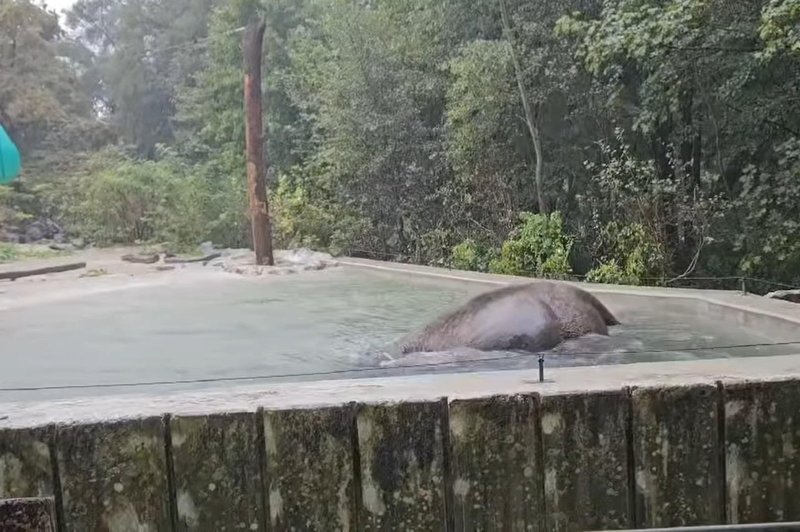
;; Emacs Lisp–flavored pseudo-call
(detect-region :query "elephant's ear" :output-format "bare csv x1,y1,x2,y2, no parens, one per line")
587,293,620,326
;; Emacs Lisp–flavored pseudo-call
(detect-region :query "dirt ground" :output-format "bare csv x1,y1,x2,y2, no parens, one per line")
0,244,339,312
0,246,230,311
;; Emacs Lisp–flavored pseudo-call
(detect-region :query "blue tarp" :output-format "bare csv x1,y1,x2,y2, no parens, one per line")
0,124,21,184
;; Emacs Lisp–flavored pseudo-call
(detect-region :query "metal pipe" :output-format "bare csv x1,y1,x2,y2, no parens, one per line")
538,354,544,382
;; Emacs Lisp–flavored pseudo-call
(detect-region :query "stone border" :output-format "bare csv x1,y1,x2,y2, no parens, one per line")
339,258,800,330
4,258,800,429
3,382,800,529
3,259,800,529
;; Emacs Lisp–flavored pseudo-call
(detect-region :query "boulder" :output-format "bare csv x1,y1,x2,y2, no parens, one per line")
765,289,800,304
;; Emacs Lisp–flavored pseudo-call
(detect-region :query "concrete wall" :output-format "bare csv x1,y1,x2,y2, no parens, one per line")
2,379,800,531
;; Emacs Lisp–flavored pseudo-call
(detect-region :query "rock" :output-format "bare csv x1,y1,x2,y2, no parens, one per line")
210,248,338,277
80,268,108,278
70,238,86,249
199,241,217,256
19,218,64,243
121,253,160,264
23,223,44,242
2,231,22,243
766,289,800,304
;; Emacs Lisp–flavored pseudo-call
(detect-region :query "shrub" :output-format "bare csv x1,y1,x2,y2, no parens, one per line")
49,148,224,249
586,259,632,285
272,177,336,250
588,221,664,285
488,212,573,277
450,239,481,271
271,173,375,257
734,139,800,285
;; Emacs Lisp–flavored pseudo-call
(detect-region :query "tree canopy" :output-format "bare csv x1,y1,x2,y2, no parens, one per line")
1,0,798,289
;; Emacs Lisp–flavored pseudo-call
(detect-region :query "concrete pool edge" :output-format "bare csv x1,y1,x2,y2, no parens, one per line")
3,352,800,429
3,368,800,528
339,257,800,329
2,257,800,428
4,260,800,528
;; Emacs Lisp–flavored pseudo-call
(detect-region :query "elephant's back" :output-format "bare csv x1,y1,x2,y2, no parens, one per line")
398,287,560,354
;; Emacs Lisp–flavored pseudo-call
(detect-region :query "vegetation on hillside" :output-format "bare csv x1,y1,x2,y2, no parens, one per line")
1,0,798,288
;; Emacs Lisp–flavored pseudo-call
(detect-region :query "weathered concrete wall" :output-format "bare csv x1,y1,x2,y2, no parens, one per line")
632,384,723,528
0,427,54,500
262,406,356,531
2,379,800,531
541,390,631,531
725,379,800,524
356,400,448,531
55,417,172,531
449,395,543,531
170,413,264,531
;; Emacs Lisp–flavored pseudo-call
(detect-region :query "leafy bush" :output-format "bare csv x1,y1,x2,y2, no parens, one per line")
272,177,336,250
489,212,573,277
0,183,40,230
450,239,481,271
734,139,800,284
47,148,228,249
577,129,719,279
585,259,630,285
412,229,455,266
271,171,374,257
588,221,664,285
196,154,251,249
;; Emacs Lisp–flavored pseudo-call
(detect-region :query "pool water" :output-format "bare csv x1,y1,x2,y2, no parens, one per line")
0,267,796,401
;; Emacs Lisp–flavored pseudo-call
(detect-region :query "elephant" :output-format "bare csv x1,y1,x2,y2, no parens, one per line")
396,281,619,354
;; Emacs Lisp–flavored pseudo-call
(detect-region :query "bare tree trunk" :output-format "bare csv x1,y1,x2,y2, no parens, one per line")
499,0,547,214
243,20,274,265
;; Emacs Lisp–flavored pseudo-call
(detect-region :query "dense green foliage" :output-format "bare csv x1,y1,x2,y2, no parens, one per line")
1,0,799,288
488,212,573,277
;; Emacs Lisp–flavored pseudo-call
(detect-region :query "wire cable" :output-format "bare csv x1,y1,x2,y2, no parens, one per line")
2,339,799,393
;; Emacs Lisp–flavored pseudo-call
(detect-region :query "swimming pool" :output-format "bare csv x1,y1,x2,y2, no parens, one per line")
1,265,797,402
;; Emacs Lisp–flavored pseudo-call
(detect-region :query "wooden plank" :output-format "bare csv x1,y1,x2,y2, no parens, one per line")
449,394,543,532
0,263,86,281
170,413,264,531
